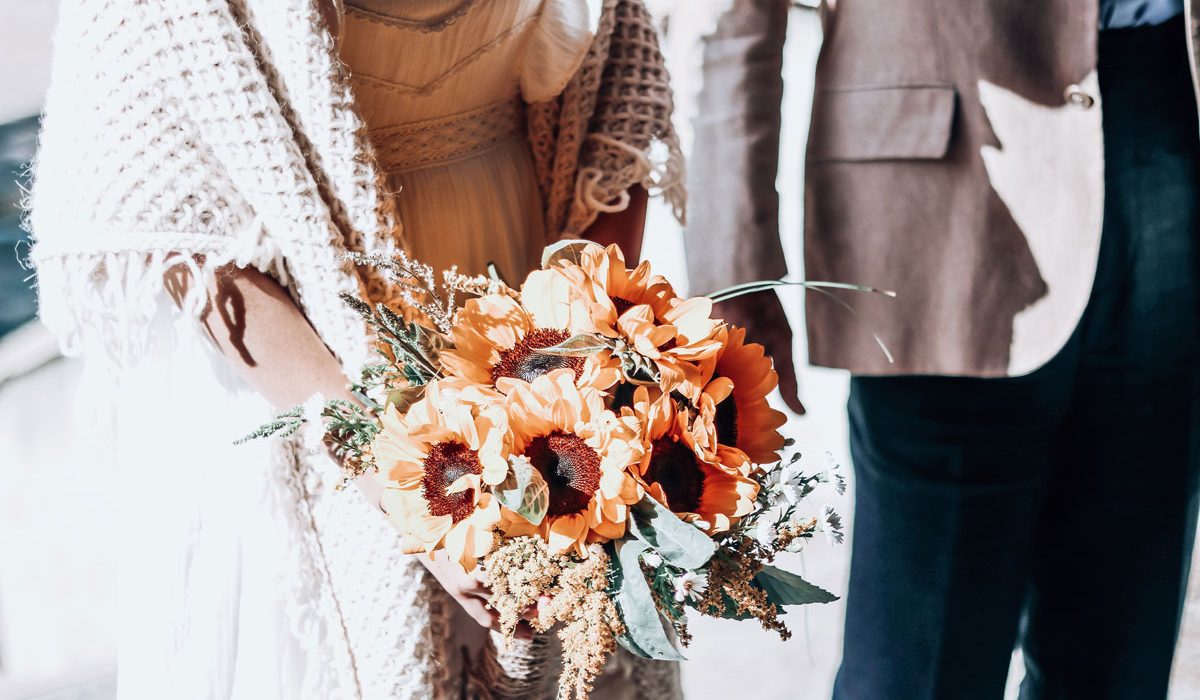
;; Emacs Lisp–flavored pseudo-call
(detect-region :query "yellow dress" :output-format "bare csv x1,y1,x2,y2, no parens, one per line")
340,0,597,280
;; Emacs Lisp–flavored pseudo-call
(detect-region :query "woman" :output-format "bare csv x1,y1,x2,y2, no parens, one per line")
28,0,684,697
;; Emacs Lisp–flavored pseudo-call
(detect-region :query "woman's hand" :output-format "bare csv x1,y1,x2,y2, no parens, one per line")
421,552,500,630
419,553,539,637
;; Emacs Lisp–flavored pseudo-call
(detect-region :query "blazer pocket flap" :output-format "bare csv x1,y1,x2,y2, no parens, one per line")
808,85,956,162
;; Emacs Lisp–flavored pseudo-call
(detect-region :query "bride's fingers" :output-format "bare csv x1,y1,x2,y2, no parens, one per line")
519,595,552,621
459,595,499,630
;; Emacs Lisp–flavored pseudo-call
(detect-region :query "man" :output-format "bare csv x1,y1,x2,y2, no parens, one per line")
687,0,1200,697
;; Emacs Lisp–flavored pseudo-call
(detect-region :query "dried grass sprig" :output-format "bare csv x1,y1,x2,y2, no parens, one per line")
346,250,461,334
695,536,791,641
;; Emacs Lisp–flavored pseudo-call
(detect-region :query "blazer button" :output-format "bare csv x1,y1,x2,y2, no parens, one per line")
1064,84,1096,109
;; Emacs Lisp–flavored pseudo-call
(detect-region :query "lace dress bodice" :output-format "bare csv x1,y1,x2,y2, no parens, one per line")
340,0,596,279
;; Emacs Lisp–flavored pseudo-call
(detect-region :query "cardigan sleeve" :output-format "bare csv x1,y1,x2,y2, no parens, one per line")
28,1,374,375
527,0,686,240
28,4,280,363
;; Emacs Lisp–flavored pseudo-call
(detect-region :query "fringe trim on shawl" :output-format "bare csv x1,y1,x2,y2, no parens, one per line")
28,223,291,368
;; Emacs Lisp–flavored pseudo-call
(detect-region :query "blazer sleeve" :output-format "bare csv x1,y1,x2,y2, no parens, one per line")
682,0,790,294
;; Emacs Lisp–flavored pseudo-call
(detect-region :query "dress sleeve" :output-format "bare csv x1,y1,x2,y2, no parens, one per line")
519,0,602,103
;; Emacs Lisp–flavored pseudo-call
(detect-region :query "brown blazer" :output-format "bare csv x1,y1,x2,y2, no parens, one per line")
687,1,1200,377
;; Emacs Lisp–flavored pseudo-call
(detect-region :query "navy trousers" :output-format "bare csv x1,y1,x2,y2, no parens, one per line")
834,17,1200,700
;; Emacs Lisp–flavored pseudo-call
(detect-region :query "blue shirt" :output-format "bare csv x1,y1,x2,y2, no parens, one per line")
1100,0,1184,29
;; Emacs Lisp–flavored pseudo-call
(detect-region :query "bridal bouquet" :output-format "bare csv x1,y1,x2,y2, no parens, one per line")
244,242,845,699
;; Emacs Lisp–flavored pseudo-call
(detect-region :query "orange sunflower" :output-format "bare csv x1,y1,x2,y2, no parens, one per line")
439,292,620,394
698,326,787,467
372,380,510,571
628,388,759,535
502,369,645,556
543,244,725,400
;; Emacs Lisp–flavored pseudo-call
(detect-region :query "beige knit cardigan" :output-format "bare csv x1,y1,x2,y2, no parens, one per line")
26,1,684,697
28,0,684,377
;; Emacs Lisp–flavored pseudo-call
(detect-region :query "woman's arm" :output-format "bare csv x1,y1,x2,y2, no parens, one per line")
164,261,500,629
581,185,648,261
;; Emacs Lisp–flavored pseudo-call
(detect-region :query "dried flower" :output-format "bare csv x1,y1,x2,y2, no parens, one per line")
484,536,562,640
694,537,791,641
485,538,623,700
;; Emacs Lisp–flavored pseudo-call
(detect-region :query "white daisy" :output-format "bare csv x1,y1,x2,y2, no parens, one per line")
821,504,845,545
673,571,709,603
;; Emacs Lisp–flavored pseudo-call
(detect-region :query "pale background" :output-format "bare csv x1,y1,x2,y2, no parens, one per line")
0,2,1196,699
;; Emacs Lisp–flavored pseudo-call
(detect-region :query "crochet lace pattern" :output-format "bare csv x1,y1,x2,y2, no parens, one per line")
27,0,684,696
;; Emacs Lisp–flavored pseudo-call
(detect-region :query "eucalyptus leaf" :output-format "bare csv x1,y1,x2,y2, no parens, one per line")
754,565,839,606
386,385,425,413
629,497,717,570
540,239,604,269
534,333,613,358
611,539,687,661
494,458,549,526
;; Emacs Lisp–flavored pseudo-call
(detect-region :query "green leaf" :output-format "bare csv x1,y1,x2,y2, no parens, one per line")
705,280,897,365
534,333,613,358
386,386,425,413
704,279,896,304
611,539,687,661
494,458,549,526
629,497,717,570
754,565,839,606
540,239,604,269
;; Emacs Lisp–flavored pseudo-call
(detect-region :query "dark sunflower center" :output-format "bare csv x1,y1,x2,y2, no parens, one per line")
525,431,602,517
611,296,637,316
713,378,739,446
609,382,638,412
421,441,483,523
491,328,584,384
646,438,707,513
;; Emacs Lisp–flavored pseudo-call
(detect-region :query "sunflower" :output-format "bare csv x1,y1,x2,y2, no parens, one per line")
698,326,787,467
503,369,644,556
542,244,725,400
628,388,759,535
372,380,510,571
439,292,620,394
